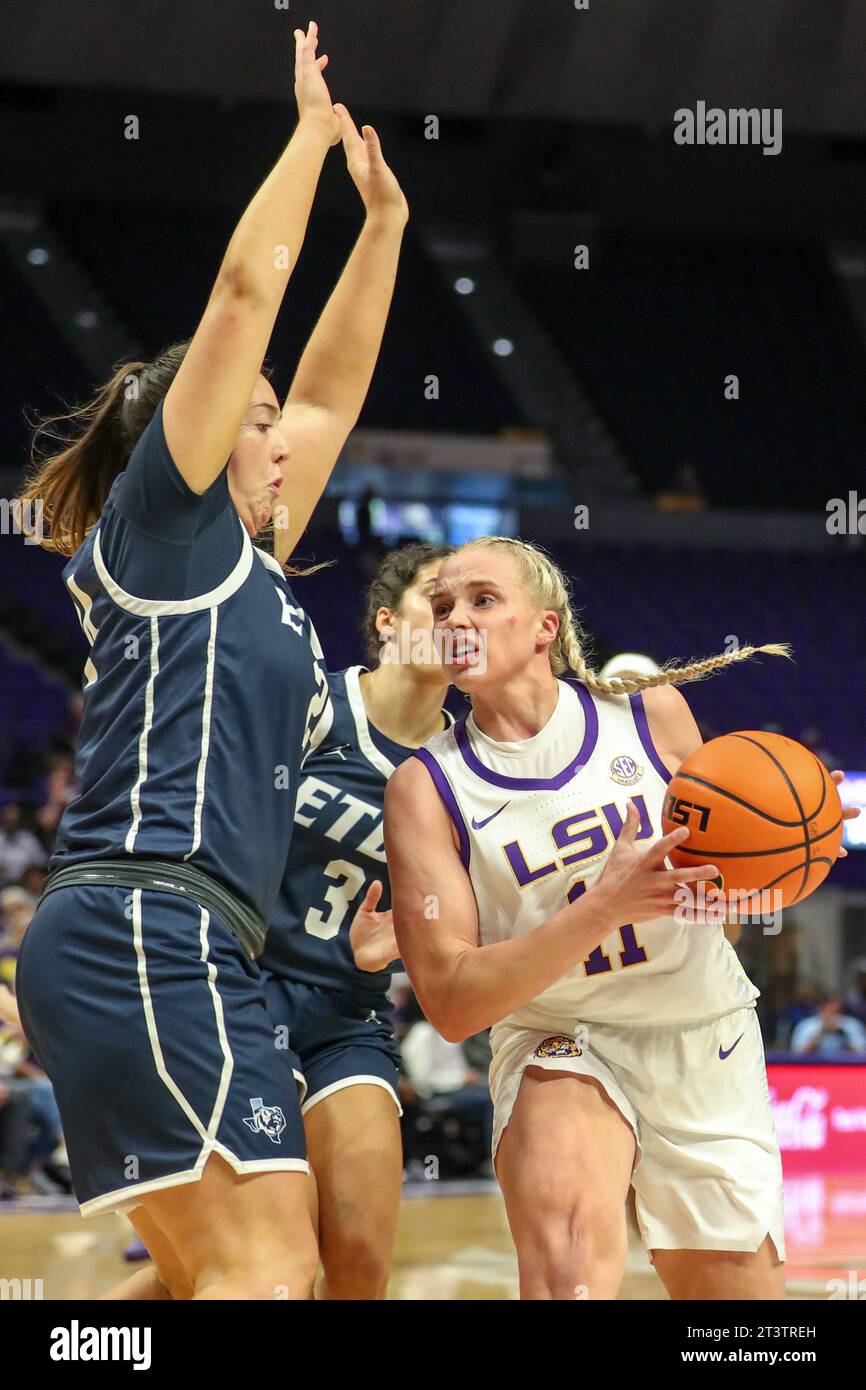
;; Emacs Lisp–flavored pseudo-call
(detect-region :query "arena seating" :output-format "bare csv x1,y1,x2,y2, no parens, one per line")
513,232,866,510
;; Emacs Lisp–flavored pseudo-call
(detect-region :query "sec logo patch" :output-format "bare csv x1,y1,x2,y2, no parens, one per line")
610,755,643,786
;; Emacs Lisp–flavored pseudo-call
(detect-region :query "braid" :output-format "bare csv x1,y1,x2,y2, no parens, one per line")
460,536,792,691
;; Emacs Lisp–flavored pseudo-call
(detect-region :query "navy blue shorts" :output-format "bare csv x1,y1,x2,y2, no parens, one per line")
259,974,402,1117
16,885,307,1217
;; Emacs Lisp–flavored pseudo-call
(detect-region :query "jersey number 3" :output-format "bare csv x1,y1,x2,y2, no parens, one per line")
305,859,366,940
566,879,648,976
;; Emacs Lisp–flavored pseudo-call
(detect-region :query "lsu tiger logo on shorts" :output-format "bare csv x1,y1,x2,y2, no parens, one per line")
533,1035,583,1059
242,1097,286,1144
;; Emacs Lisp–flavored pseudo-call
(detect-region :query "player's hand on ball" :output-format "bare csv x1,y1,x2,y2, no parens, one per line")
349,880,400,973
294,20,341,145
590,799,720,928
335,105,409,226
831,770,858,858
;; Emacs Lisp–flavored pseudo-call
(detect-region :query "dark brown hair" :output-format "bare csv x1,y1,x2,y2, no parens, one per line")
20,340,192,555
17,344,320,573
362,542,453,663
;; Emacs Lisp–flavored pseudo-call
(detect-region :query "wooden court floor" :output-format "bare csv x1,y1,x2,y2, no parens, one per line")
1,1173,864,1300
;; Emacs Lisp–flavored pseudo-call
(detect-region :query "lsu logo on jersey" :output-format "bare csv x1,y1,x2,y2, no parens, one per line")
242,1097,286,1145
610,755,643,786
533,1035,583,1059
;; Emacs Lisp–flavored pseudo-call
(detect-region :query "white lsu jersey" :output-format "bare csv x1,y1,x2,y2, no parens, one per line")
416,678,759,1029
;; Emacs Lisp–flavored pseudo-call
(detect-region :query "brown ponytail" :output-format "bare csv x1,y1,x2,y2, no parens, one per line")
19,341,191,555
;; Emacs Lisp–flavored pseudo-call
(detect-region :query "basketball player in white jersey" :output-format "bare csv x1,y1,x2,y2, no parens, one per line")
385,536,852,1300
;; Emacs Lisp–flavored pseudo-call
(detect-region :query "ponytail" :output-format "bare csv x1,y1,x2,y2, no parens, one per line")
461,536,792,693
20,342,190,555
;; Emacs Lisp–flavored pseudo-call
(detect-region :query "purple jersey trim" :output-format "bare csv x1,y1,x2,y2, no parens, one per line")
453,680,599,791
413,748,471,869
628,692,672,784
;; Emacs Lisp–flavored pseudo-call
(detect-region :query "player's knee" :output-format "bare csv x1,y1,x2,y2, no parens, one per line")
323,1228,391,1298
523,1200,625,1294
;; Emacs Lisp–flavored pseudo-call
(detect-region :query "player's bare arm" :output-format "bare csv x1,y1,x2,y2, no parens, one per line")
275,105,408,562
163,21,339,496
385,757,718,1042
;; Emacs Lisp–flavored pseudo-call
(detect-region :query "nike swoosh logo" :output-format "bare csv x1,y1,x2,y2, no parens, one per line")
718,1034,744,1060
471,802,510,831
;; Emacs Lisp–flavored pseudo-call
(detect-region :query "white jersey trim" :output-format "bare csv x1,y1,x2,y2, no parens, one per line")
184,607,218,862
345,665,396,779
253,544,285,578
345,665,454,780
125,617,160,853
66,567,99,688
92,518,253,616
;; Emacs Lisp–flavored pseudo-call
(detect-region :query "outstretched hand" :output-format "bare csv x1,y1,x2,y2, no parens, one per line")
334,105,409,226
349,880,400,973
294,20,341,146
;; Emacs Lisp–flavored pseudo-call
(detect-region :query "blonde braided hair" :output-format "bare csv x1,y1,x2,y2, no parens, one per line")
460,536,792,693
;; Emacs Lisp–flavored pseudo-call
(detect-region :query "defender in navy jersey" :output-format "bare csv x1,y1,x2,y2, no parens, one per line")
15,22,410,1302
260,544,451,1299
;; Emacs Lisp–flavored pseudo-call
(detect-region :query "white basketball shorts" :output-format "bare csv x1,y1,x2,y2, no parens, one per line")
488,1002,785,1260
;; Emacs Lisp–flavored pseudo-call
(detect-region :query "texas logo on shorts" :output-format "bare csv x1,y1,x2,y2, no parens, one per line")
242,1097,287,1144
533,1035,583,1059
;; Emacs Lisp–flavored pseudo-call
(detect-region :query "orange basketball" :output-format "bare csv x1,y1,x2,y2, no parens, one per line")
661,731,843,909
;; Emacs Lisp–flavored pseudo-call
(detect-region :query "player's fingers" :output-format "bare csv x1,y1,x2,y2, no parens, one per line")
334,104,365,158
830,770,845,784
664,863,720,885
317,55,329,72
362,124,384,165
615,800,641,846
648,823,691,864
363,879,384,911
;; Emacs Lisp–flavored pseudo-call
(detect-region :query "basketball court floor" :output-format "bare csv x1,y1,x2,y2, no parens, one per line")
2,1171,863,1300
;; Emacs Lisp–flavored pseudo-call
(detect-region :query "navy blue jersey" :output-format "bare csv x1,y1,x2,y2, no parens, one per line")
51,397,333,924
260,666,450,998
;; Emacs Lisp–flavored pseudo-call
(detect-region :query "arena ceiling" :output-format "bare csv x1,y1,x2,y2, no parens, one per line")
1,0,866,136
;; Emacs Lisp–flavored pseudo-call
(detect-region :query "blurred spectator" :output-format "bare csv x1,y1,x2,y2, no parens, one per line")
776,979,821,1049
790,992,866,1056
0,926,69,1195
401,1017,494,1164
843,961,866,1030
653,462,706,512
35,752,79,842
0,804,45,887
18,864,46,899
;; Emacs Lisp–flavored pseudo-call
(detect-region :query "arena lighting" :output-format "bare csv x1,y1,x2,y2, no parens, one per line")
493,338,514,356
26,247,49,265
454,276,475,295
74,310,99,329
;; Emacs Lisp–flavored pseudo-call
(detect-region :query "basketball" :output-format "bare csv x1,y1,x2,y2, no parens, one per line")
662,731,844,908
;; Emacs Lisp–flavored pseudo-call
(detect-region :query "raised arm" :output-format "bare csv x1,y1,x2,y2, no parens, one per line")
163,21,339,495
273,110,408,563
384,757,718,1043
